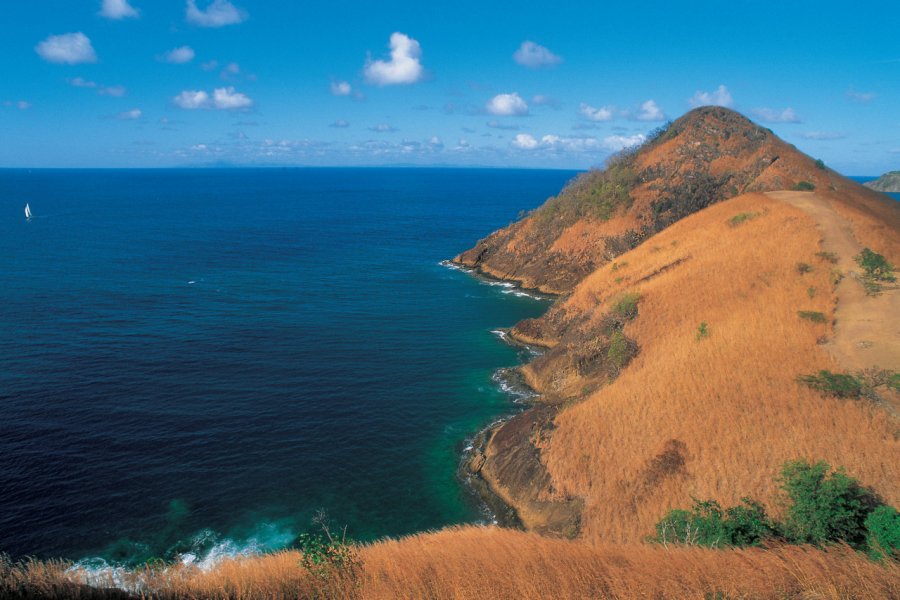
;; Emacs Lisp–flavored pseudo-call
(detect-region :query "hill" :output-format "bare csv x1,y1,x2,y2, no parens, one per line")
459,107,900,542
454,107,897,294
864,170,900,192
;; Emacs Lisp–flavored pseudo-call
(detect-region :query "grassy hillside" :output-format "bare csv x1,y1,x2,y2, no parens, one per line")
484,192,898,544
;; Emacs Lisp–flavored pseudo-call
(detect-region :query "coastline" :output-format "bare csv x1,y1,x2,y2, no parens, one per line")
446,261,582,538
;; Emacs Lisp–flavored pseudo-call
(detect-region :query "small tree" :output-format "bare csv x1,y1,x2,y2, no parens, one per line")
778,460,877,548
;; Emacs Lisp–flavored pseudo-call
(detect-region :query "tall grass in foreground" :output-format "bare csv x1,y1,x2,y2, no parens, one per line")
3,527,899,599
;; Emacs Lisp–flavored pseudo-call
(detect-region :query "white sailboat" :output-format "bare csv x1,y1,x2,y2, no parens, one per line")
24,203,32,220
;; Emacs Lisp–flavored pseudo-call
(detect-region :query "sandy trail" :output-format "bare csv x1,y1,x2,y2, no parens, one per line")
766,191,899,379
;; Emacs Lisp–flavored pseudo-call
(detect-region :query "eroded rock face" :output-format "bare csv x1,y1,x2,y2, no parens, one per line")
474,406,582,538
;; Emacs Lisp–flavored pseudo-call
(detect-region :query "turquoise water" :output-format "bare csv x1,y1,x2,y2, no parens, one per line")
0,168,575,565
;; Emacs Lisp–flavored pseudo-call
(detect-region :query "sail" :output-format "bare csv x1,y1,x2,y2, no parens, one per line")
24,203,32,219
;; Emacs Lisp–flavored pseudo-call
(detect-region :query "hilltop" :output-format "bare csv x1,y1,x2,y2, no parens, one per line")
454,107,897,294
458,106,900,541
865,170,900,192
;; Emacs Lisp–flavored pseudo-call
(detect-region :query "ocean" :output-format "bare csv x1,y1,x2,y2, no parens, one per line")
0,168,576,566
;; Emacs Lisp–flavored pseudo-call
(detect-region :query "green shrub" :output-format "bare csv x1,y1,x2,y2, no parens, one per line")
865,505,900,559
798,311,827,323
294,517,361,580
723,499,777,547
728,212,761,227
807,286,816,298
779,460,877,548
855,248,896,283
611,291,641,321
796,262,812,274
653,498,774,548
696,322,709,341
606,330,637,373
815,251,839,264
815,159,826,170
793,181,816,191
797,370,863,398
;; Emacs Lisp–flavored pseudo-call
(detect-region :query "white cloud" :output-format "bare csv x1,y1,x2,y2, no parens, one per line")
486,92,528,116
329,119,349,128
68,77,97,88
799,131,846,141
847,89,875,103
35,33,97,64
753,107,800,123
201,60,219,71
173,87,252,110
5,100,32,110
511,132,646,153
689,84,733,108
99,0,139,19
330,81,352,96
603,134,646,151
99,85,126,97
173,90,210,109
364,32,424,86
163,46,195,64
428,136,443,148
579,102,614,122
222,62,240,77
117,108,142,120
512,134,539,150
186,0,247,27
369,123,397,133
513,41,562,68
635,99,665,121
212,86,252,109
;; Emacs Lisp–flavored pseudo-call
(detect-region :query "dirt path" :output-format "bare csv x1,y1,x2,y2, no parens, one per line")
766,191,900,375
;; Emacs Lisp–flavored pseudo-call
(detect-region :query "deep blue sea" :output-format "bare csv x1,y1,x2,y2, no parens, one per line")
0,168,576,566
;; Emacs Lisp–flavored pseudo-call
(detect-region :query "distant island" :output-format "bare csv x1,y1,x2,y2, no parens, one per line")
864,170,900,192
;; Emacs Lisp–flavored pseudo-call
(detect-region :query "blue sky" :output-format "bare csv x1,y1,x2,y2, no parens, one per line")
1,0,898,172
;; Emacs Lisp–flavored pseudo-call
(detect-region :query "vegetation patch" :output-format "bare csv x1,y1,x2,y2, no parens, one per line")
798,368,898,400
815,159,827,170
696,322,709,341
797,310,827,323
815,251,839,264
793,181,816,191
798,370,863,398
796,262,812,274
611,291,641,321
535,156,639,226
727,211,762,227
653,460,898,556
855,248,896,295
294,513,361,582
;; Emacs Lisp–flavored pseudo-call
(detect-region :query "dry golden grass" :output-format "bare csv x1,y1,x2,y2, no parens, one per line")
4,526,899,599
524,192,900,543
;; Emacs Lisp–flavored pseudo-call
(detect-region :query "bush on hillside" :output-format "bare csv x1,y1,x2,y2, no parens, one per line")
653,498,775,548
793,181,816,191
797,370,863,398
611,291,641,321
778,460,879,548
855,248,896,290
